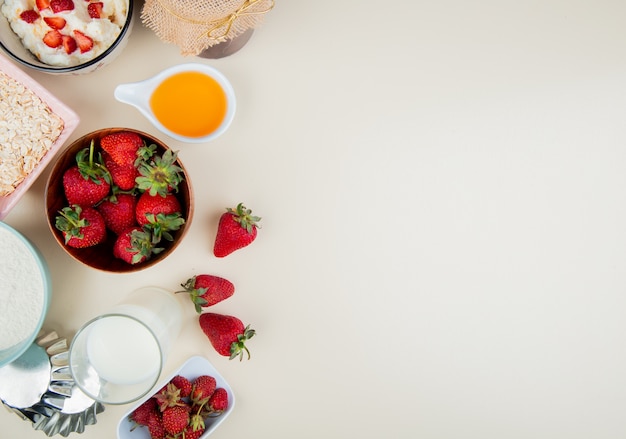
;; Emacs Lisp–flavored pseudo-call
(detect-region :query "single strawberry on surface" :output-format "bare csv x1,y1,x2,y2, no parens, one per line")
199,313,255,361
178,275,235,313
55,205,106,248
213,203,261,257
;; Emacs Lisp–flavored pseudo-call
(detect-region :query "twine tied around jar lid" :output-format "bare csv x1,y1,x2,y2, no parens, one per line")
141,0,275,56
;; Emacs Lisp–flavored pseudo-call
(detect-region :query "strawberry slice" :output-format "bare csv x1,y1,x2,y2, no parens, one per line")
62,35,77,54
35,0,50,10
50,0,74,13
42,30,63,48
87,2,103,18
73,30,93,53
19,10,39,23
44,16,66,29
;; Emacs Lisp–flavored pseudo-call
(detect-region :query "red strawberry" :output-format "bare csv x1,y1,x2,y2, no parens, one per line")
146,410,164,439
155,382,185,412
135,149,184,196
190,375,216,405
134,192,184,245
213,203,261,257
19,10,39,23
87,1,103,18
100,131,143,167
36,0,50,10
62,142,111,207
44,16,66,29
62,166,110,207
113,226,158,265
103,151,138,190
178,275,234,313
97,194,137,235
50,0,74,13
55,205,106,248
73,29,93,53
61,35,76,54
207,387,228,413
135,192,181,225
170,375,192,398
181,424,205,439
161,405,189,435
129,397,157,427
42,30,62,48
199,313,255,361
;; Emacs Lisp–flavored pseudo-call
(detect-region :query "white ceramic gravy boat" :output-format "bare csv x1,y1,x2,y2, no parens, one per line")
114,63,236,144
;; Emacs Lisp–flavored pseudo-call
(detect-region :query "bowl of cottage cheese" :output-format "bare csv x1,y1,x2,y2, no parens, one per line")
0,0,132,74
0,221,51,367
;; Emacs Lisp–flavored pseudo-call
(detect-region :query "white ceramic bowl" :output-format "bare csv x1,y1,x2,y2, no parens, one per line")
114,63,236,144
0,0,133,75
0,222,51,367
0,52,79,219
117,356,235,439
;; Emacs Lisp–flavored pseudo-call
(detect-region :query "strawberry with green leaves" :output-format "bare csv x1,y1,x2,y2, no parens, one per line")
62,141,110,207
113,226,162,265
55,205,106,248
190,375,216,406
136,149,184,196
199,313,255,361
213,203,261,257
178,275,235,313
97,193,137,235
182,423,205,439
135,192,182,227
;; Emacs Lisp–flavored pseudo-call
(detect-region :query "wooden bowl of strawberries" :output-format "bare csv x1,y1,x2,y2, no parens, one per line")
45,128,193,273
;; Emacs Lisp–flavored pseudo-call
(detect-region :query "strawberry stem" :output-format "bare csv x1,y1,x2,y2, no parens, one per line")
229,325,255,361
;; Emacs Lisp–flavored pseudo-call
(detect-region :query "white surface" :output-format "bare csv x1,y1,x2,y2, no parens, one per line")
2,0,626,438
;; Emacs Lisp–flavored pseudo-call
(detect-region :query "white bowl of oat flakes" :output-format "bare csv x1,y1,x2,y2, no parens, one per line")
0,221,51,367
0,52,79,219
0,0,132,74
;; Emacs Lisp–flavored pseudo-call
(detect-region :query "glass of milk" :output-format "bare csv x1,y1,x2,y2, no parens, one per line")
68,286,182,405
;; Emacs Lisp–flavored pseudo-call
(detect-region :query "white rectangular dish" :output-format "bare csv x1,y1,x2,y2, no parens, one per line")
117,355,235,439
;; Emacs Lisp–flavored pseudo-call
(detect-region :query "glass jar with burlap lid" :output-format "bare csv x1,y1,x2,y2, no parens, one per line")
141,0,275,56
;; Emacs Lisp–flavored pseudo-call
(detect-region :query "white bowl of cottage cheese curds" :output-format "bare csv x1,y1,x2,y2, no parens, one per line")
0,0,133,74
0,221,51,367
